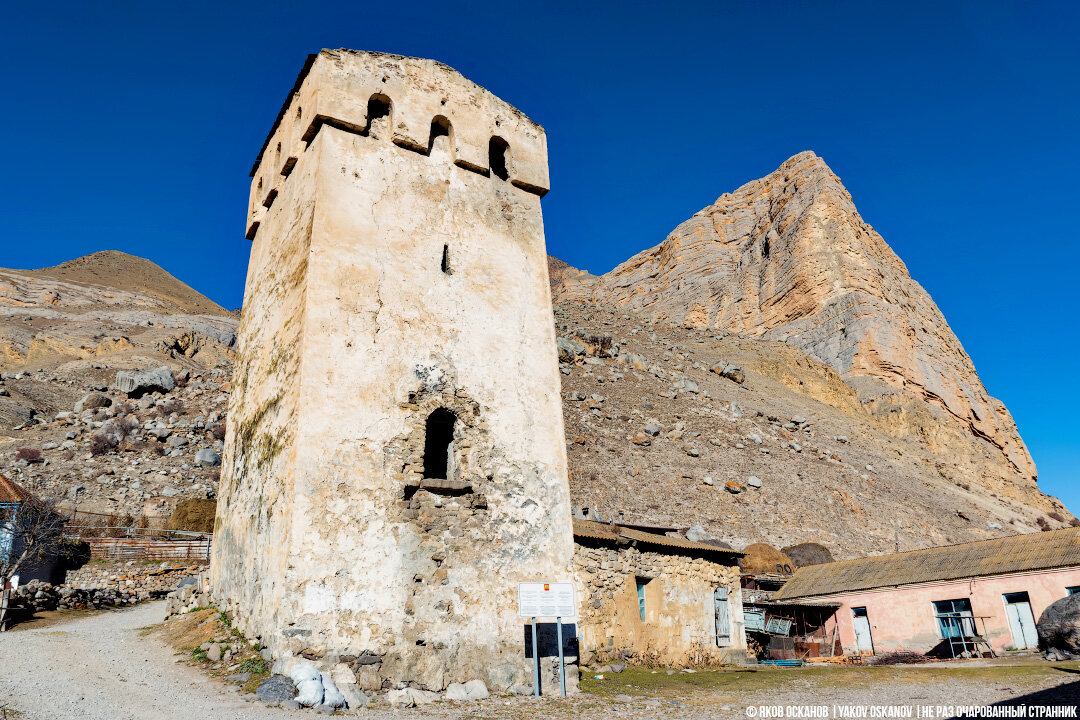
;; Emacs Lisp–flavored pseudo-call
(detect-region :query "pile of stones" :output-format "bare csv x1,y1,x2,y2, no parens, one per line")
10,579,147,613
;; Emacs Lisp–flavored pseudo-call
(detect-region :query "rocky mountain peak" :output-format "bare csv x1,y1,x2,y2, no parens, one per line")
552,151,1036,484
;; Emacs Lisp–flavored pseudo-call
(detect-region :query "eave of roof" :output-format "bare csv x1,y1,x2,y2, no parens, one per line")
572,519,743,558
774,527,1080,600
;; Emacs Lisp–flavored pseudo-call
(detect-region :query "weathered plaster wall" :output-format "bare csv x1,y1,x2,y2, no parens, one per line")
210,133,316,635
215,49,574,692
573,543,745,666
815,568,1080,655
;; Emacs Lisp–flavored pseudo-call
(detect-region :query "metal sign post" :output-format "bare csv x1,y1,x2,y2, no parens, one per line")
556,616,566,698
530,616,539,698
518,582,576,699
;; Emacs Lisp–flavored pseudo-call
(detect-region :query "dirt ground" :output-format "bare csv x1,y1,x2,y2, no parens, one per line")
0,602,1076,719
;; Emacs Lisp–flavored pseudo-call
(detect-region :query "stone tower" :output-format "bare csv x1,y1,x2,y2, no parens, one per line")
211,49,575,691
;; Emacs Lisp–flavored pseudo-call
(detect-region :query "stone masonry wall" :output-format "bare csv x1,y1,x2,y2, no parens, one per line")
574,543,745,666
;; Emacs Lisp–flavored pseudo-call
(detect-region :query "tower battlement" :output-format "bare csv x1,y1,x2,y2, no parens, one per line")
246,49,549,240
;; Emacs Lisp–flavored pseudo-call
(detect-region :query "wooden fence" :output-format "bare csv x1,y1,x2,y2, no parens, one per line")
79,534,212,561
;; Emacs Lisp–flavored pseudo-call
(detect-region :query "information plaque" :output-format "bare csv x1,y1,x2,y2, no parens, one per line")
517,582,576,618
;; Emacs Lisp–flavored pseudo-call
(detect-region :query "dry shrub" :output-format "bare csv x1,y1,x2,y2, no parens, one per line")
211,424,226,441
15,447,42,463
157,399,184,417
1037,517,1052,532
90,432,118,456
168,499,217,533
1049,511,1065,522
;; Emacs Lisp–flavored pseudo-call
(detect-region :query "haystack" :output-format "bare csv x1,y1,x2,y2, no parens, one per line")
739,543,794,574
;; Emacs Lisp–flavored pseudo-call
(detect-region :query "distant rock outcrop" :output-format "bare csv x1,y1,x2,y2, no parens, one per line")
551,151,1035,483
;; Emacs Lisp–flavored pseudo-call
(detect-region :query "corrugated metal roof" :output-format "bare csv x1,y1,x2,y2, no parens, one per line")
572,519,742,558
0,473,34,504
774,528,1080,600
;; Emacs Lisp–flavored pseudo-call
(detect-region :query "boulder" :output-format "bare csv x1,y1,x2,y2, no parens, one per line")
339,685,368,709
353,665,382,692
1038,594,1080,653
685,525,713,543
194,448,221,467
74,393,112,413
387,687,439,707
557,337,585,363
115,367,175,397
255,675,296,703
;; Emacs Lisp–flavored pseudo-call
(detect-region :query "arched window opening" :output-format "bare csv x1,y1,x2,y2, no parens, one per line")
296,105,302,120
366,94,393,140
422,408,456,480
428,115,452,156
489,136,510,181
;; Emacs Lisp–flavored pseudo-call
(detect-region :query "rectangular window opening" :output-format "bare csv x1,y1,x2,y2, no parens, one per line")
636,578,649,622
441,244,451,275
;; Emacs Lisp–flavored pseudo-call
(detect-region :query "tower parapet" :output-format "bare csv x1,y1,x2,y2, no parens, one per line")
247,49,549,240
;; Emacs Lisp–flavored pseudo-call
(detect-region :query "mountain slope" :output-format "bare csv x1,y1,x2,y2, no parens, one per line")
7,250,229,316
553,151,1034,483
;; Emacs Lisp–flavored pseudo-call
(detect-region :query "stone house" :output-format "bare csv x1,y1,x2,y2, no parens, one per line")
773,528,1080,657
211,49,574,693
572,519,747,666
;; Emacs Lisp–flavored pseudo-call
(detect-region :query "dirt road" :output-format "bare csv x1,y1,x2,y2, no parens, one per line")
1,602,1077,719
0,602,295,720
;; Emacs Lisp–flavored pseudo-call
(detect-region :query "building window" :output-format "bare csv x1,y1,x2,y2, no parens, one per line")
636,578,649,622
441,244,451,275
366,94,393,140
429,116,452,155
422,408,456,480
1067,586,1080,596
933,598,974,639
489,136,510,180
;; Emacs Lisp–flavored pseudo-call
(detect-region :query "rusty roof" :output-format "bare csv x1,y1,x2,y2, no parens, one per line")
0,473,35,504
572,519,742,558
774,527,1080,601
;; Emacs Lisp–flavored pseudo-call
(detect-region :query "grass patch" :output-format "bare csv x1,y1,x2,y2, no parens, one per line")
241,671,270,695
238,656,268,675
580,661,1080,699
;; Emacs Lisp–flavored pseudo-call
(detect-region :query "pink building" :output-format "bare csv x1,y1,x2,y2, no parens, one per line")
773,528,1080,657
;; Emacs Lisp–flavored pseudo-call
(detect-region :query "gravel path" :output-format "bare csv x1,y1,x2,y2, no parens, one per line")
1,602,1076,719
0,602,296,720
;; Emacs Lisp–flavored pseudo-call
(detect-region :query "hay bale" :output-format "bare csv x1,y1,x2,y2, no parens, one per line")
782,542,835,568
168,499,217,533
739,543,794,574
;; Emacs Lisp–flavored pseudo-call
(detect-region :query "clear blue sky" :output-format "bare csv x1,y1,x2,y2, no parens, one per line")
1,1,1076,510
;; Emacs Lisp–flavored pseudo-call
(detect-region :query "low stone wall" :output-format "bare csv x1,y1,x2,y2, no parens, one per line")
573,543,746,667
64,560,205,594
164,571,213,618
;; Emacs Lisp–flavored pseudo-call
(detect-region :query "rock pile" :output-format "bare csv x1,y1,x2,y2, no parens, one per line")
9,579,147,613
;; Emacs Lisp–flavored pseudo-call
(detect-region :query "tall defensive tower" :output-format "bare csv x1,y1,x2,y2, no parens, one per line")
211,49,574,691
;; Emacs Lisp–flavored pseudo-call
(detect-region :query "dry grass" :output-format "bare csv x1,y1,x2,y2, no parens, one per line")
167,499,216,533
